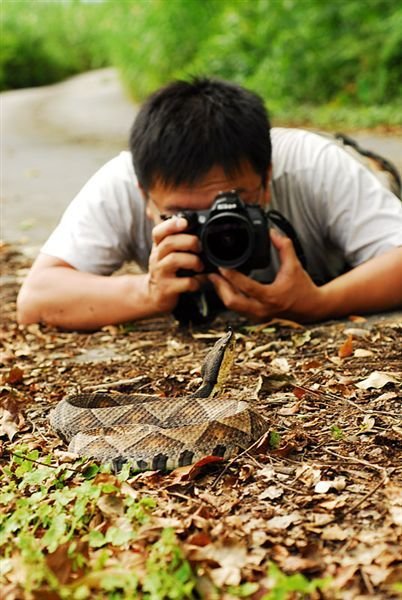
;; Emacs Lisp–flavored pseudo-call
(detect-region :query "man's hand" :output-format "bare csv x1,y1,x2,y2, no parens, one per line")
148,216,204,313
208,229,323,322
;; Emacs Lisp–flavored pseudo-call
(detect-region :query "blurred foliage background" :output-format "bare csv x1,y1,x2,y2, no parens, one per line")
1,0,401,127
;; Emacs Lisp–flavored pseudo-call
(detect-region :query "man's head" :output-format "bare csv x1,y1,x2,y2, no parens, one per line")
130,77,272,207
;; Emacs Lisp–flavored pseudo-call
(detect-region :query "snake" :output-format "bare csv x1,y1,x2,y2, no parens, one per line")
49,330,268,471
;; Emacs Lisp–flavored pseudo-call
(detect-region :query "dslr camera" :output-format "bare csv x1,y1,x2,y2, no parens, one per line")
178,191,270,273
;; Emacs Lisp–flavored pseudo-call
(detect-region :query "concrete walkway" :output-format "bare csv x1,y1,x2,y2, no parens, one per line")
1,68,401,248
1,69,136,247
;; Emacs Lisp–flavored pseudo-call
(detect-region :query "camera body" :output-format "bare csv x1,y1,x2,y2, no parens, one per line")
178,191,270,274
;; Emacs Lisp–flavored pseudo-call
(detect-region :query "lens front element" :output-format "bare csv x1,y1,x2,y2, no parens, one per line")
202,213,253,269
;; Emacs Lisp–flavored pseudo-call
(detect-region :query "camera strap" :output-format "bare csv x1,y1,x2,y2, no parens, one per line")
266,209,307,270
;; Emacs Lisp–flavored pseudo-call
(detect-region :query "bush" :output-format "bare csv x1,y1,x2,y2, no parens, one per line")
1,0,401,126
103,0,402,124
0,0,109,91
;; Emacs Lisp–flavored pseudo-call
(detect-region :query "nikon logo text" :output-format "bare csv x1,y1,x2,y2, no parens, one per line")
217,203,236,210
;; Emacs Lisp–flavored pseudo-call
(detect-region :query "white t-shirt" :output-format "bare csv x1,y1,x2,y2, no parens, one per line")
41,128,402,284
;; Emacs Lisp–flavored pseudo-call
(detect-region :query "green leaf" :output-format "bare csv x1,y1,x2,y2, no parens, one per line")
263,562,331,599
88,529,106,548
105,526,134,546
227,582,259,597
269,431,281,450
331,425,344,440
42,512,67,552
82,464,100,479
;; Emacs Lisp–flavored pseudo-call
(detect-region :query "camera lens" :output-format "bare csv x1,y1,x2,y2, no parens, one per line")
201,214,253,268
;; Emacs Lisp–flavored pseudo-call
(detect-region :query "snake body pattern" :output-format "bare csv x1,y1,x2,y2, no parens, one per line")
50,330,268,471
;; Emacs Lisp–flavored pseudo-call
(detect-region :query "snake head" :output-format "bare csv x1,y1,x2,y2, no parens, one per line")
198,328,236,397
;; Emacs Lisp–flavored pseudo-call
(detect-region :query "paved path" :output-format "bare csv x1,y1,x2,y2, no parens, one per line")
1,68,401,249
1,69,136,248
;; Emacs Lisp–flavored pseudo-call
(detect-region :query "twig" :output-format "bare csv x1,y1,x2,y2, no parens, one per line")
338,469,394,519
360,568,375,595
166,491,201,504
83,375,147,392
210,432,269,490
295,384,367,413
324,448,386,474
6,451,79,472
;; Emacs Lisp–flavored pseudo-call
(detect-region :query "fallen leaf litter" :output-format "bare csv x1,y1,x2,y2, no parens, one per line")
1,243,401,598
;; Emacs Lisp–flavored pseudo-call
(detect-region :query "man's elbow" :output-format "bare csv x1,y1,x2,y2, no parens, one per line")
16,284,43,325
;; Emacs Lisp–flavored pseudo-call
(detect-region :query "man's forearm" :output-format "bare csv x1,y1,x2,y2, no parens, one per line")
17,268,158,330
317,247,402,319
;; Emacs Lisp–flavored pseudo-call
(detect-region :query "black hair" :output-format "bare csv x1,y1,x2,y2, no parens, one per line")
129,77,271,192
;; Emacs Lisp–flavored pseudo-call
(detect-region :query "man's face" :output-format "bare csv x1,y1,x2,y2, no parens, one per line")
145,162,270,222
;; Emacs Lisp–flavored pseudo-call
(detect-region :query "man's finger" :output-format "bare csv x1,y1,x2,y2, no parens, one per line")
155,233,201,261
150,272,200,299
208,272,264,314
158,251,204,276
152,216,188,245
216,268,271,303
270,229,299,269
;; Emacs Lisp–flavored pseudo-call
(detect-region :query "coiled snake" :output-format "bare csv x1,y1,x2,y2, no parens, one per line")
50,330,267,471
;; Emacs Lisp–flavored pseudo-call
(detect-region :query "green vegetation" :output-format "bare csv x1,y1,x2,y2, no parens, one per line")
0,0,108,90
330,424,344,440
262,562,331,600
1,0,401,126
0,447,157,598
1,447,332,598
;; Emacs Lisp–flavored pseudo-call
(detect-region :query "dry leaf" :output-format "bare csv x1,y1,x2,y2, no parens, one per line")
187,532,211,547
2,366,24,385
354,348,374,357
257,372,295,393
374,391,397,402
321,525,350,541
97,495,125,518
359,415,376,432
343,327,369,338
281,555,320,572
266,513,302,529
0,407,25,440
258,485,284,501
384,484,402,526
314,477,346,494
339,335,354,358
292,386,307,400
270,357,290,373
264,318,304,329
292,331,312,348
209,565,241,587
356,371,399,390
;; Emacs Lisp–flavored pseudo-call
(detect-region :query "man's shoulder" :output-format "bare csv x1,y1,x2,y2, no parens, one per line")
271,127,333,154
96,151,136,182
271,128,335,178
70,150,141,212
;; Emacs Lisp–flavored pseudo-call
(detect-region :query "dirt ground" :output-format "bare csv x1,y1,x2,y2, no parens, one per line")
1,69,402,598
1,243,401,599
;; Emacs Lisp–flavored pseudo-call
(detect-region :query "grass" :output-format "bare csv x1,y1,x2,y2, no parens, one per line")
1,0,401,129
1,445,332,599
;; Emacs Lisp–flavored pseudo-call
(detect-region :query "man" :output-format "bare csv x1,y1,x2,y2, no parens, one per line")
17,78,402,330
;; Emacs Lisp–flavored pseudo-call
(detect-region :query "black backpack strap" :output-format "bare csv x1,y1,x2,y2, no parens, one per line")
267,209,308,270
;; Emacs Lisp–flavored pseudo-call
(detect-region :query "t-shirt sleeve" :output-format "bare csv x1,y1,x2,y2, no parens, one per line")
308,142,402,267
41,152,152,275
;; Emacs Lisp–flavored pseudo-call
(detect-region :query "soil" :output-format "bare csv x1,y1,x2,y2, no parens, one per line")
1,70,402,598
1,243,401,598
